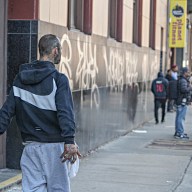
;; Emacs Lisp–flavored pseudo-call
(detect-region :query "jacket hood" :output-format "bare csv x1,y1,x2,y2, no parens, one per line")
18,61,56,84
181,67,189,75
157,72,164,78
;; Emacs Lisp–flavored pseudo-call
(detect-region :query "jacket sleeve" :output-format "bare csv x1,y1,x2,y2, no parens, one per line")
55,74,76,144
180,79,191,94
151,81,155,94
0,88,16,134
164,79,169,97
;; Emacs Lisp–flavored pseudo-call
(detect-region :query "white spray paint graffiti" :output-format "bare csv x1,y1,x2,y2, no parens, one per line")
103,47,124,91
125,51,138,86
141,54,149,111
109,48,124,91
76,37,100,108
57,33,160,109
141,54,158,82
142,54,148,81
103,47,140,91
150,55,159,80
57,34,73,89
140,53,159,111
103,46,108,86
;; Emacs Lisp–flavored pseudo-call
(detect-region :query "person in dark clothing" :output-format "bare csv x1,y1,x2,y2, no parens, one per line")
166,69,176,112
165,69,172,81
0,34,81,191
151,72,169,124
174,67,192,139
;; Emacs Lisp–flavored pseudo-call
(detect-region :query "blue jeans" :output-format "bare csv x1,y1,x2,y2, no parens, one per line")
175,105,187,135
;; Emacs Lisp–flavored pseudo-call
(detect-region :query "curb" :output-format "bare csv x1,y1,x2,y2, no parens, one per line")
0,174,22,191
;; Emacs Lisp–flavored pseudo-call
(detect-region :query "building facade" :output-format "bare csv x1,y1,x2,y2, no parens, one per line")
0,0,168,168
187,1,192,70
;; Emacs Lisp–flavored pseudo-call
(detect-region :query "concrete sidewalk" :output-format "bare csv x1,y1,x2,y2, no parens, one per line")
71,107,192,192
3,106,192,192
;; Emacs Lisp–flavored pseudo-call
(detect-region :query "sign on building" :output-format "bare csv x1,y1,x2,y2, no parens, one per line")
169,0,187,48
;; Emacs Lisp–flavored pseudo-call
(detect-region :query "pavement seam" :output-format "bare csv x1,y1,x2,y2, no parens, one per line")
172,156,192,192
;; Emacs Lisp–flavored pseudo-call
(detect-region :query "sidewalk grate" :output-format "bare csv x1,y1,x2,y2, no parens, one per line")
147,139,192,150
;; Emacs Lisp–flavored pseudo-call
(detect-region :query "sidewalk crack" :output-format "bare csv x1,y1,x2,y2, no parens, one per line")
172,156,192,192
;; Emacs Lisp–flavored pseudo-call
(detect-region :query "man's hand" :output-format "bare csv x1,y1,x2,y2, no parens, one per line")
60,144,81,164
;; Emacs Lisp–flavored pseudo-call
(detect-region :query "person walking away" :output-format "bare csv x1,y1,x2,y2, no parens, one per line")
151,72,169,124
174,67,192,139
0,34,81,192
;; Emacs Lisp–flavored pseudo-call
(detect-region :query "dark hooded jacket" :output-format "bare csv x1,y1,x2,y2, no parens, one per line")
151,72,169,99
0,61,75,144
176,75,192,105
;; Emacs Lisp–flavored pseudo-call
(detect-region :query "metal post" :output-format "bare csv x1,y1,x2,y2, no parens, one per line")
165,0,170,70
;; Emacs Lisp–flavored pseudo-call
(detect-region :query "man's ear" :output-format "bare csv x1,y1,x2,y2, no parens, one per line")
52,47,58,55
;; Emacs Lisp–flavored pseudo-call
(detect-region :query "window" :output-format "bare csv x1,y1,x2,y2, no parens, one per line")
68,0,92,35
133,0,143,46
109,0,123,42
149,0,156,49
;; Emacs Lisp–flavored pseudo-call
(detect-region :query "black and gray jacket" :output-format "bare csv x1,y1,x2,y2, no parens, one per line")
176,76,192,106
0,61,75,144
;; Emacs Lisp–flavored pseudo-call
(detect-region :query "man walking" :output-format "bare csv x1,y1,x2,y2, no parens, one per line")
0,34,81,191
174,67,192,139
151,72,169,124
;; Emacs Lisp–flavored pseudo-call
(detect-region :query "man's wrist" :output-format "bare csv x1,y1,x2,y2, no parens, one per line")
64,144,78,151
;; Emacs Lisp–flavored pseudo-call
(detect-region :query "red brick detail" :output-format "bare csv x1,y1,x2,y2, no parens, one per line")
116,0,123,42
138,0,143,47
83,0,93,35
8,0,39,20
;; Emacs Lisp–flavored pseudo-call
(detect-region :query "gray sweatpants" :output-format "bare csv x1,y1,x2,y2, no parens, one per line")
20,142,71,192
